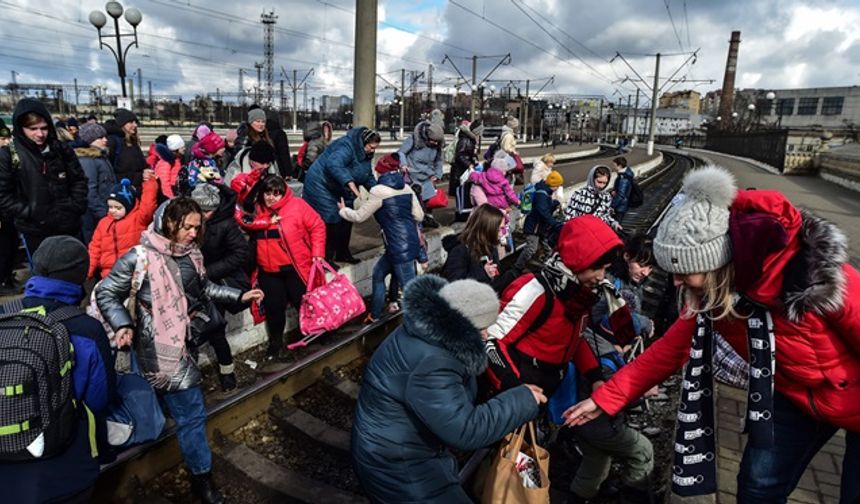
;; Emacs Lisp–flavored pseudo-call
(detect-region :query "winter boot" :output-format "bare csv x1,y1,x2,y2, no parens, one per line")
422,215,440,229
218,372,237,393
190,472,225,504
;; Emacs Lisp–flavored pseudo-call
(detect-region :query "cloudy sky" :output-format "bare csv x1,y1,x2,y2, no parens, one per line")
1,0,858,107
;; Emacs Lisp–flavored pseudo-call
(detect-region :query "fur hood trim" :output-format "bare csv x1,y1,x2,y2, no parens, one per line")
74,146,105,158
401,275,488,374
782,209,849,322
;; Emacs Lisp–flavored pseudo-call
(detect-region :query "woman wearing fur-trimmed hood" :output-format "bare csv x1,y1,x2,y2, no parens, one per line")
351,275,545,503
565,165,860,502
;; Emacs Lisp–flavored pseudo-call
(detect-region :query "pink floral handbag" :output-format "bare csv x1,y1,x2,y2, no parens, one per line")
293,259,366,348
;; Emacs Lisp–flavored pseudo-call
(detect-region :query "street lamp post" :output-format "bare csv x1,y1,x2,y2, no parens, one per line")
765,91,783,128
747,103,756,131
89,2,142,99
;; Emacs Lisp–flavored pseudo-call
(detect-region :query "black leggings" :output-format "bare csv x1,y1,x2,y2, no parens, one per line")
208,304,233,371
258,268,306,355
325,221,354,261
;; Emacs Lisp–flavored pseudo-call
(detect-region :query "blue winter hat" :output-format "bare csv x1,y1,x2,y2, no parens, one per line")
107,178,139,214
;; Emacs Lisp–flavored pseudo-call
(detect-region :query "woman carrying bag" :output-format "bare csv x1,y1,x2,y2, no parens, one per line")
232,170,326,363
351,275,546,503
96,198,264,504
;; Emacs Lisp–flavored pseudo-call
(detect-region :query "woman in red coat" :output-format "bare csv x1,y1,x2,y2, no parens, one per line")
233,168,326,361
564,166,860,503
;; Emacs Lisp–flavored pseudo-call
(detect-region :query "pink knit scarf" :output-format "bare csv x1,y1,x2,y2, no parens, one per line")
139,227,205,387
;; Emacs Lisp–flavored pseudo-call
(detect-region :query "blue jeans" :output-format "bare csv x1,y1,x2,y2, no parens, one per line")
370,256,416,319
161,386,212,475
737,392,859,503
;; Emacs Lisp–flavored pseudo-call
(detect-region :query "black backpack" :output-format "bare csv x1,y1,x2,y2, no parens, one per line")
621,171,644,208
0,302,80,461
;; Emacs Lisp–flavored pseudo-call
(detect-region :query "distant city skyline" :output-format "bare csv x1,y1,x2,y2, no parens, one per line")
1,0,858,105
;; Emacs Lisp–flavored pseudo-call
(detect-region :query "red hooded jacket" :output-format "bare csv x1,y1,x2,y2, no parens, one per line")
592,190,860,431
485,215,624,392
232,169,326,283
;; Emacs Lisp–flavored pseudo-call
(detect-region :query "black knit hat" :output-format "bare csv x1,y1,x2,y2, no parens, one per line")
107,178,139,214
32,236,89,285
114,108,138,128
248,141,275,163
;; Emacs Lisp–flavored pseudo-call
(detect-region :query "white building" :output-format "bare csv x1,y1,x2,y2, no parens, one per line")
622,108,703,136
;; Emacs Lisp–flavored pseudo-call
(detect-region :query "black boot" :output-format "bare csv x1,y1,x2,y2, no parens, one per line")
190,472,225,504
422,215,440,229
218,372,237,393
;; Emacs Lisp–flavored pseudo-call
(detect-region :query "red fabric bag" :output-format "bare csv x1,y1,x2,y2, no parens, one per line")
512,153,525,174
296,260,366,342
425,187,450,210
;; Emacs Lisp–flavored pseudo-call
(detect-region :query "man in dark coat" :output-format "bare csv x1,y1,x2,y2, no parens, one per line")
0,98,88,254
351,275,544,502
191,182,250,393
449,120,483,196
266,110,294,179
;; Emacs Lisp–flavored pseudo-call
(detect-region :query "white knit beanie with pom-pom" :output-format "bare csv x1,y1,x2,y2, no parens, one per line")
653,165,737,274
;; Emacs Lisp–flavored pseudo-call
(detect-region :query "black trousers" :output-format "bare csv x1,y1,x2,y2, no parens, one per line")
258,268,306,355
325,221,354,261
0,219,19,280
208,304,233,370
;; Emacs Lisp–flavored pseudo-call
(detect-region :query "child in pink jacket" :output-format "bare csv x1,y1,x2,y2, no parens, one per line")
469,156,520,252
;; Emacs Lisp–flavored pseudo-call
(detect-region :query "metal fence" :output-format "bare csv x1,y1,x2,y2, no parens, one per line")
705,129,788,172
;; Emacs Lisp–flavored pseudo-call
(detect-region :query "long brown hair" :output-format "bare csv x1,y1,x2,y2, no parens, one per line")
249,127,273,146
460,204,504,260
161,197,205,249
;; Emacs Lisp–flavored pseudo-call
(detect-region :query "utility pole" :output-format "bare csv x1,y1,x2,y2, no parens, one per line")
280,80,285,112
427,63,434,103
128,79,134,107
626,94,632,136
73,78,80,110
647,53,661,155
10,71,18,102
471,56,477,121
633,88,640,139
148,80,153,119
282,67,314,132
400,68,406,138
238,69,245,106
254,62,263,104
519,80,530,141
137,68,143,108
353,0,377,129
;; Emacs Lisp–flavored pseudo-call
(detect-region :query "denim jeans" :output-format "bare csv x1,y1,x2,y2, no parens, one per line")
161,386,212,475
370,256,416,319
737,392,859,503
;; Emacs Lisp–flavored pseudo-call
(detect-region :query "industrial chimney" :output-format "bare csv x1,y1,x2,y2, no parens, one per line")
718,31,741,130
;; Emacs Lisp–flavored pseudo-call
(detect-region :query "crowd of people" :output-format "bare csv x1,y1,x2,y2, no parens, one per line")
0,97,856,504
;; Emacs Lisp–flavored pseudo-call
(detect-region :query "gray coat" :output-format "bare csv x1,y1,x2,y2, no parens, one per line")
96,244,241,391
351,275,537,503
399,121,443,201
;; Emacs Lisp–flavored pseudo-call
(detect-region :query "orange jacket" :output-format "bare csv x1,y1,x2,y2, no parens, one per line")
87,177,158,279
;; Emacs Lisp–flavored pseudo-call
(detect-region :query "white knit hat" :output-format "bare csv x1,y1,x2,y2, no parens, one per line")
653,165,737,274
166,134,184,151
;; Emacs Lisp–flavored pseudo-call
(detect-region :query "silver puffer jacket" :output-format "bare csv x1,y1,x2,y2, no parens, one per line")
96,246,241,391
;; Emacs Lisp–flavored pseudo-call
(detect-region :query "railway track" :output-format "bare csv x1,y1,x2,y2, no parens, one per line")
94,149,699,503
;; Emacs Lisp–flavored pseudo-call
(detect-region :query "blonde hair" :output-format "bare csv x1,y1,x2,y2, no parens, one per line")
678,263,743,321
541,153,555,165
